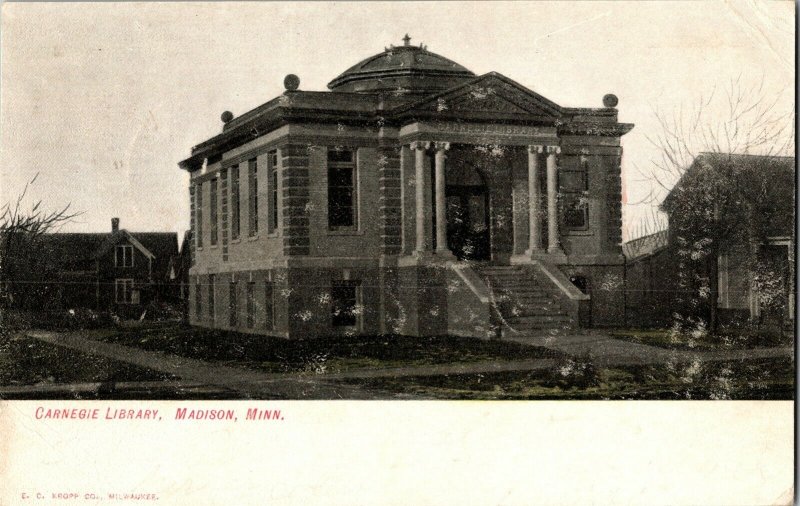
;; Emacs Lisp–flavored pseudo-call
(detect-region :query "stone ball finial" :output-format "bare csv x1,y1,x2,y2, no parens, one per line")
221,111,234,123
603,94,619,108
284,74,300,91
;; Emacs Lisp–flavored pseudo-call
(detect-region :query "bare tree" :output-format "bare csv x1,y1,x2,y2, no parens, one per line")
0,174,81,326
638,75,794,203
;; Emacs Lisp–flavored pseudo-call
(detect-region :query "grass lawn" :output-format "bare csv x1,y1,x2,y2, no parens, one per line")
342,357,795,400
86,322,565,374
0,334,175,388
609,327,793,351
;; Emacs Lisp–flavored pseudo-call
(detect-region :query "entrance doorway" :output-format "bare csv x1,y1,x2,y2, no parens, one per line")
446,182,490,261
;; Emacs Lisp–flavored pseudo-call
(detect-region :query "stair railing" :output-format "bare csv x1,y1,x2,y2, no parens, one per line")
485,278,520,339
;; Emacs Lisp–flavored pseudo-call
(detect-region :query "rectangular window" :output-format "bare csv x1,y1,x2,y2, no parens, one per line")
210,177,219,245
115,245,134,267
194,277,202,318
246,282,255,328
328,149,357,230
115,279,134,304
229,281,238,327
208,274,216,322
264,281,274,330
559,158,589,230
331,280,360,327
231,165,241,240
248,159,258,236
268,150,279,234
196,181,204,248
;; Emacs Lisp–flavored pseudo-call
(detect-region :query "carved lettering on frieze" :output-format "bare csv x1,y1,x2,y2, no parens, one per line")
429,121,544,137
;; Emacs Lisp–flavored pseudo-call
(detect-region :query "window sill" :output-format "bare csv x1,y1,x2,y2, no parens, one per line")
564,229,594,236
247,235,260,241
231,238,242,244
327,229,364,236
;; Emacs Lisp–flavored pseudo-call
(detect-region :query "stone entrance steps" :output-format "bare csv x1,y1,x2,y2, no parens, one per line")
481,265,576,334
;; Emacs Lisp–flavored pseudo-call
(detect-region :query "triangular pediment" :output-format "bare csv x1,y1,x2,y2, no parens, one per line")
392,72,563,119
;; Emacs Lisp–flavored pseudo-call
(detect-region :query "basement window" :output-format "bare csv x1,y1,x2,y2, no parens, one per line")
331,280,361,328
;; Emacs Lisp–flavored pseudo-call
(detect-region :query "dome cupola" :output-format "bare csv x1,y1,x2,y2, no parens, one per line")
327,35,476,94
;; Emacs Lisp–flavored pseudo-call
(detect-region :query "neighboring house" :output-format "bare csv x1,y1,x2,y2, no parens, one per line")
178,37,633,338
40,218,179,317
623,230,674,327
659,153,795,331
168,230,193,302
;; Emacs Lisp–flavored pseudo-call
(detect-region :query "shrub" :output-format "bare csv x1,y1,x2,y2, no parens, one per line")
544,353,600,390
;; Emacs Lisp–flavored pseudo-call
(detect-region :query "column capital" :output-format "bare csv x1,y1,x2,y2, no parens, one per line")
433,141,450,152
546,145,561,155
410,141,431,151
528,145,544,154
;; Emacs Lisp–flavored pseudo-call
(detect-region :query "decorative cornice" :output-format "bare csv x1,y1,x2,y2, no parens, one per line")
558,122,635,137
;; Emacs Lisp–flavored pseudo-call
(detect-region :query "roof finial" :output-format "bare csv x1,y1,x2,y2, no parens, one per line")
402,34,411,46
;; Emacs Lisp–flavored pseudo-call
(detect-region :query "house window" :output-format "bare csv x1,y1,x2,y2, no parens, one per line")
248,158,258,236
246,282,255,328
115,245,134,267
194,277,202,318
190,184,197,249
115,279,134,304
331,280,361,327
267,150,279,234
229,281,238,327
231,166,241,240
210,177,219,245
559,158,589,230
196,181,204,248
208,274,216,322
264,281,275,330
328,149,358,230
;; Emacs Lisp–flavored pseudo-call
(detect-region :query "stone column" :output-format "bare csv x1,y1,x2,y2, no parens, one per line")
527,145,543,254
546,145,562,254
434,142,450,254
411,141,430,254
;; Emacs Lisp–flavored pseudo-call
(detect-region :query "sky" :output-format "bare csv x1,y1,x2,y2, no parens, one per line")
1,1,794,239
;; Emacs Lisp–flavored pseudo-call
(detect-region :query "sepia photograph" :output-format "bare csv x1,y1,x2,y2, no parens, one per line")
0,1,794,504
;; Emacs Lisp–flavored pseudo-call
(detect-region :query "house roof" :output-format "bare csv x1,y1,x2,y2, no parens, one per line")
661,152,796,211
39,230,178,274
622,230,669,262
661,152,795,240
38,233,108,268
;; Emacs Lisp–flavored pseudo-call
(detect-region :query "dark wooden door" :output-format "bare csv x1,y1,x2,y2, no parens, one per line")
446,185,490,261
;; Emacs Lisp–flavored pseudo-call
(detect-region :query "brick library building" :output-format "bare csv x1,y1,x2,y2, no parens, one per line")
179,37,633,339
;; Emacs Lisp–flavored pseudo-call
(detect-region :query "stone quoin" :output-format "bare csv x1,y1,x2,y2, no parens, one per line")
178,36,634,338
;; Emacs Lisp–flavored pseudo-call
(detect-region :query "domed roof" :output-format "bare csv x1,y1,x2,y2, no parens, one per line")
328,36,476,94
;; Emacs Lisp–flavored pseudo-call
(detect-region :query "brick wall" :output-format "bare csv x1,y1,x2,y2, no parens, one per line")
281,144,311,256
378,146,402,255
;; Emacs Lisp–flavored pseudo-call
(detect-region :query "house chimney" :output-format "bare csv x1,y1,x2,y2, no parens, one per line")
111,217,120,233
